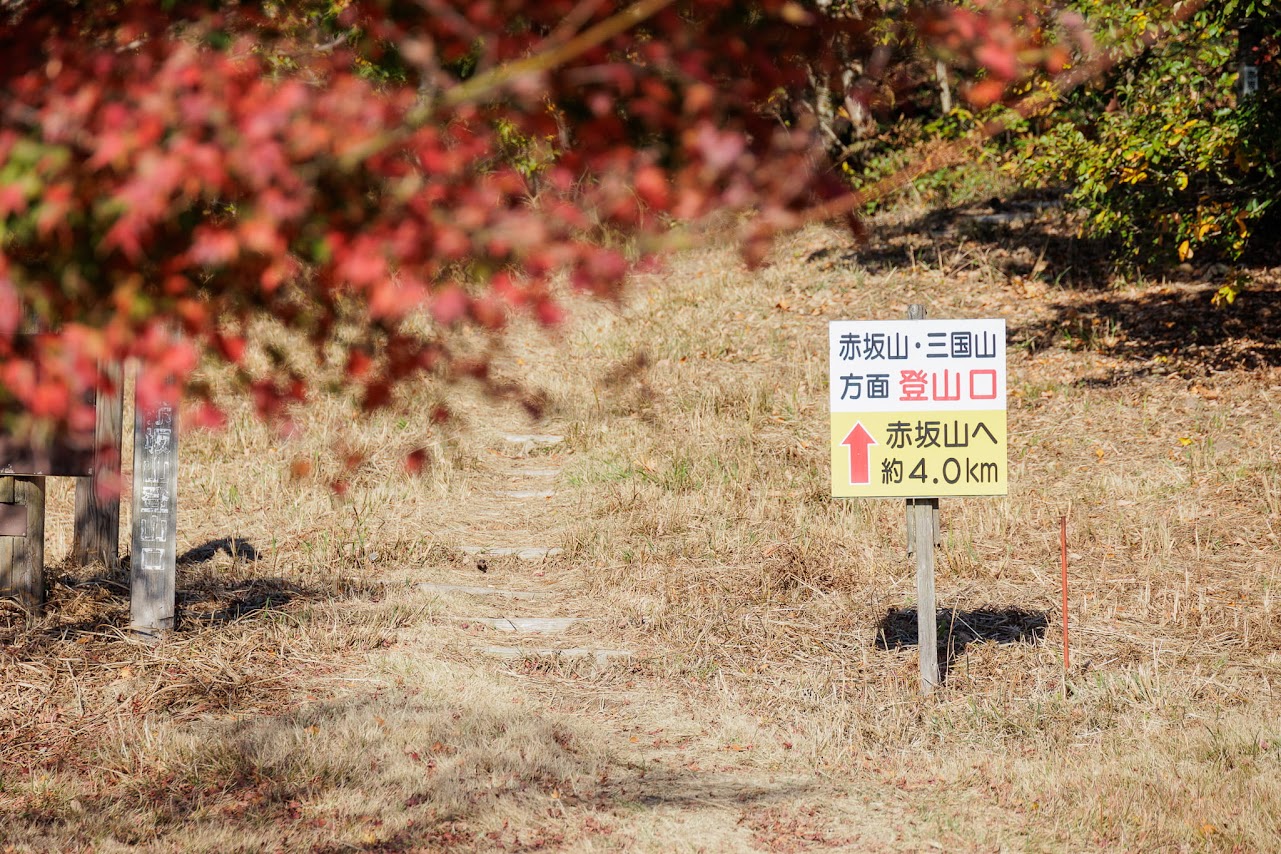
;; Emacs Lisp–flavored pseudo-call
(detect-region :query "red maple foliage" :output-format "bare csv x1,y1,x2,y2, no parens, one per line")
0,0,1080,438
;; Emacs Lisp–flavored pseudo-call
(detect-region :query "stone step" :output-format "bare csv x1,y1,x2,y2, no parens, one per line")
495,490,555,499
481,646,632,665
419,582,552,600
503,434,564,447
464,616,582,633
459,546,562,560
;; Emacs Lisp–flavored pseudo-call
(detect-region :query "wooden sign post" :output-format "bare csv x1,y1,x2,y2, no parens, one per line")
0,475,45,611
829,306,1008,695
73,362,125,572
130,391,179,636
906,304,942,692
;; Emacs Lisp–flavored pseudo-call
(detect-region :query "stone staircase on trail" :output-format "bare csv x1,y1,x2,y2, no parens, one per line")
421,432,633,665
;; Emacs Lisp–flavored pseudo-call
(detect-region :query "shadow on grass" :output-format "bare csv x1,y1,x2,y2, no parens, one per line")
113,538,289,624
875,606,1048,679
181,578,299,625
1,539,384,642
813,197,1119,288
1010,285,1281,378
819,195,1281,381
3,685,831,852
177,537,261,565
338,772,828,853
240,695,826,854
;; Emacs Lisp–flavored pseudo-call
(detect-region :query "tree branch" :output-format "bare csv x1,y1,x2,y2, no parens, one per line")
438,0,675,109
340,0,677,170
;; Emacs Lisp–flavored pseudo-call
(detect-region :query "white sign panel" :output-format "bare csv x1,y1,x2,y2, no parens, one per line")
829,318,1007,498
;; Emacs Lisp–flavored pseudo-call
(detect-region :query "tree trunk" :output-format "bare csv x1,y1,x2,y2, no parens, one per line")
936,59,953,114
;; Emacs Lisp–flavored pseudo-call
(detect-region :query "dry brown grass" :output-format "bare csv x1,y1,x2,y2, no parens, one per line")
4,206,1281,851
538,213,1281,851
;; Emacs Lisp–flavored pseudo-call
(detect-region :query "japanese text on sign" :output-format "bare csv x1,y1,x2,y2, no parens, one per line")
829,319,1007,498
136,403,177,570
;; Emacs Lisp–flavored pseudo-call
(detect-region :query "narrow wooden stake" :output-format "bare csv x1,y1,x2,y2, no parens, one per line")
130,382,179,636
73,361,124,571
0,475,45,612
1061,515,1070,671
906,303,941,694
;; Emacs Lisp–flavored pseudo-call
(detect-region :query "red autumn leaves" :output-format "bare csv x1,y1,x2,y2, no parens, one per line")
1,0,1089,438
914,0,1092,107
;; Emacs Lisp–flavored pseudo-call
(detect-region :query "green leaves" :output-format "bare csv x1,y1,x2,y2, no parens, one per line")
1016,0,1281,265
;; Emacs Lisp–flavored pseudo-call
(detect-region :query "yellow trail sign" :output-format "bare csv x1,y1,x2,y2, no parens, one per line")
829,319,1007,498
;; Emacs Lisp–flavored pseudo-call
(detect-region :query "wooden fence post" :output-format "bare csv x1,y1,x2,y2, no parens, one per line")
906,303,942,694
73,361,124,571
0,474,46,612
129,385,179,636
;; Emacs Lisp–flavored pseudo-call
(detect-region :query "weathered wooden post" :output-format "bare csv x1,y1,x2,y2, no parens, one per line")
0,475,46,611
129,386,179,636
906,304,942,693
73,362,125,571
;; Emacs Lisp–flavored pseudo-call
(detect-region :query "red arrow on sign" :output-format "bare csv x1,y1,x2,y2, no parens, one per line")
841,422,877,485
